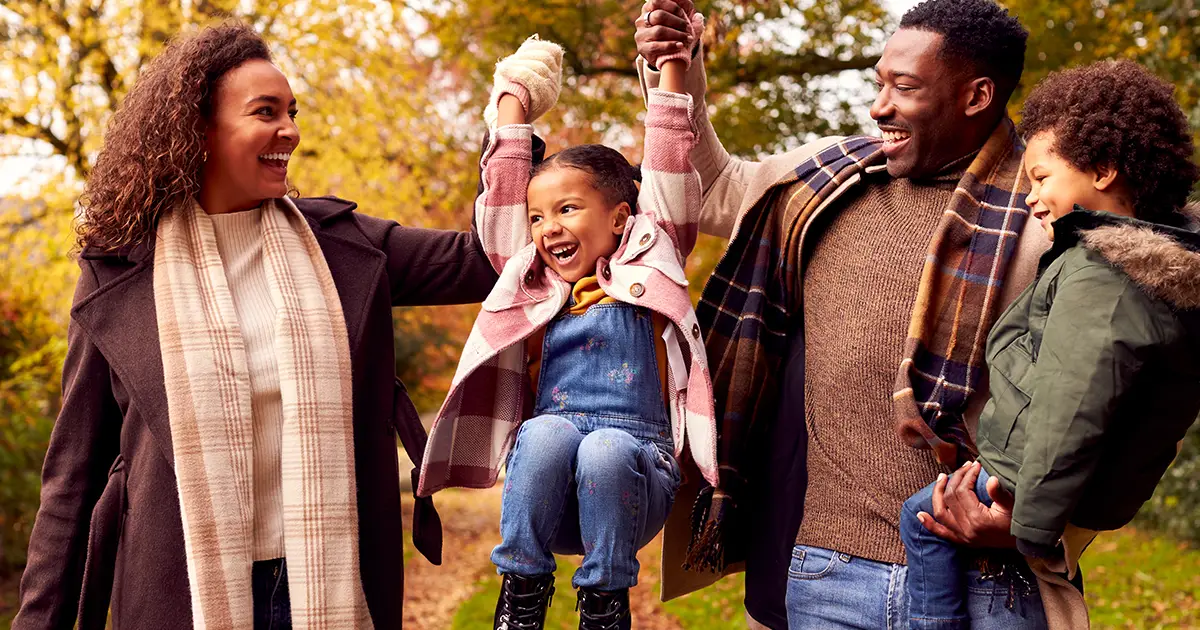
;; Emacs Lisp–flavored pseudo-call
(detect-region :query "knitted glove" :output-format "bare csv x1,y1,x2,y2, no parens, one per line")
645,1,705,70
483,35,564,129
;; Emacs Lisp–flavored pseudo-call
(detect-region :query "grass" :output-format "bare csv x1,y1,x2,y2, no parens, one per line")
1,507,1194,629
1083,528,1200,629
449,527,1197,629
660,571,746,627
452,559,581,629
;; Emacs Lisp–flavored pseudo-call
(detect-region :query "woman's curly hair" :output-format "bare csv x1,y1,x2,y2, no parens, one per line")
77,22,271,251
1018,60,1200,224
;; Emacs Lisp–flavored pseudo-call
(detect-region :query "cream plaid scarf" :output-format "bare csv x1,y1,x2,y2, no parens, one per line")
154,197,372,629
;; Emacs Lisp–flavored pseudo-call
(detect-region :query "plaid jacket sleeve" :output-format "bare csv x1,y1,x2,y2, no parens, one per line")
475,124,535,273
640,89,701,261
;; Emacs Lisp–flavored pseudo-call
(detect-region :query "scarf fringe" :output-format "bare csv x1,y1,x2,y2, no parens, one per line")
682,485,729,573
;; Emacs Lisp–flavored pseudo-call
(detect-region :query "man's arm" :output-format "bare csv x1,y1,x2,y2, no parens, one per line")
635,2,761,239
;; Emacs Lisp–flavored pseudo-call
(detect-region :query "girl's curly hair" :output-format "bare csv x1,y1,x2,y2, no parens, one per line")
530,144,641,215
1018,60,1200,224
77,22,271,251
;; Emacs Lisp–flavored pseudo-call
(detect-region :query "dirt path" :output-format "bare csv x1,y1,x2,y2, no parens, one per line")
400,485,683,630
400,486,505,629
628,546,685,630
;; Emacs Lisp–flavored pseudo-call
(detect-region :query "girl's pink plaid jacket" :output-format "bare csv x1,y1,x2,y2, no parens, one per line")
417,89,718,496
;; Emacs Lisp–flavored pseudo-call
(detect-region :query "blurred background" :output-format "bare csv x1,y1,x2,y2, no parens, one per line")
1,0,1197,627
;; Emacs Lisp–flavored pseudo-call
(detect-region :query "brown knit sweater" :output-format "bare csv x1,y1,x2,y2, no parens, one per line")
795,165,965,565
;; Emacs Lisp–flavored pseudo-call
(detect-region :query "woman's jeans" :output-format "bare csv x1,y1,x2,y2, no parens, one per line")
899,468,1044,629
252,558,292,630
490,415,680,589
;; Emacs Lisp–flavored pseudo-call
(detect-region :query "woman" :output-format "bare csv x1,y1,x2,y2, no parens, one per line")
14,22,506,629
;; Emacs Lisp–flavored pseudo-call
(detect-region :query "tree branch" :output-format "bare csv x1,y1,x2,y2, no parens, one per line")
720,51,881,85
5,115,70,158
0,205,52,233
571,51,878,83
573,64,639,78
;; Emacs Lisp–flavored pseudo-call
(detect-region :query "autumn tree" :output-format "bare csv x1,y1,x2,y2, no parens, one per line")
1008,0,1200,135
421,0,892,157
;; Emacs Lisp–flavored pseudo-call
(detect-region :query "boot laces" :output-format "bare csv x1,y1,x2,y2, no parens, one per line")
576,590,628,630
498,584,554,630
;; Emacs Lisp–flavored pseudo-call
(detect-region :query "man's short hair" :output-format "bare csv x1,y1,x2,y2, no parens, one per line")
900,0,1029,104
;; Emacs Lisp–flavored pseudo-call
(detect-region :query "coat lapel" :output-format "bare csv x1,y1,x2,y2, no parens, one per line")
71,252,175,467
305,220,385,355
69,207,387,470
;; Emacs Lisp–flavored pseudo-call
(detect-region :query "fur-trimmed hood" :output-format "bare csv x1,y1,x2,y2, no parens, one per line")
1064,205,1200,310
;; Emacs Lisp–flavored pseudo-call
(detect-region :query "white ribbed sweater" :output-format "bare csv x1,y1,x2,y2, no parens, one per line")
209,207,285,561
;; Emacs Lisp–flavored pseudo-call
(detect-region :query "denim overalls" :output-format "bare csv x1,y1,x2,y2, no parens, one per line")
490,300,682,589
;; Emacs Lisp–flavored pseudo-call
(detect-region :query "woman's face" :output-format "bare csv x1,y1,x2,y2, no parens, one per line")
201,59,299,213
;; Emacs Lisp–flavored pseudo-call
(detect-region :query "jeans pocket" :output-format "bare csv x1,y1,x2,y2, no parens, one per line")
788,545,846,580
651,444,681,491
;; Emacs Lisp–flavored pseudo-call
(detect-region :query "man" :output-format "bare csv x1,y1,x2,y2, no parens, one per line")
635,0,1087,628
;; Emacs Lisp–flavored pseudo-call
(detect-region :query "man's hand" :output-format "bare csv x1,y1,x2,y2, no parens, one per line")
917,461,1018,548
635,0,694,67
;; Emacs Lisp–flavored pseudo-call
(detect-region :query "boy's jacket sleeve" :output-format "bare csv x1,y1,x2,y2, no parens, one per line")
1011,262,1160,547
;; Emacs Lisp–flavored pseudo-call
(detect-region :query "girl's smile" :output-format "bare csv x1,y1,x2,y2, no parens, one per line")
527,167,630,283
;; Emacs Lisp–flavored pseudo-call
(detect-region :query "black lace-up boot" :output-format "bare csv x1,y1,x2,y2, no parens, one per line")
576,587,631,630
493,573,556,630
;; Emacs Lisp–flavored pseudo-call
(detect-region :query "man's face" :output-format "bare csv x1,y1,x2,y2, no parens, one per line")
870,29,972,179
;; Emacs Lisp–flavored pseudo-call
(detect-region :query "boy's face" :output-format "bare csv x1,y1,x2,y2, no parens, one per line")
1023,131,1109,241
527,167,630,283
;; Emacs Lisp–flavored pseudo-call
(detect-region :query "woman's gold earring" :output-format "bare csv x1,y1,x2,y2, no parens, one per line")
201,150,208,162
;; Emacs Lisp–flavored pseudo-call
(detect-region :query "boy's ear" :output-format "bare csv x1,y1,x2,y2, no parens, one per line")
1093,164,1121,191
611,202,631,235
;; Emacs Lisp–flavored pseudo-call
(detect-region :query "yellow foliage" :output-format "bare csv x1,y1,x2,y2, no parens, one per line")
1006,0,1200,137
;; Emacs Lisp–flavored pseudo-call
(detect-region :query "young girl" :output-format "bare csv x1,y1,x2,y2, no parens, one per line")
417,12,716,630
900,59,1200,630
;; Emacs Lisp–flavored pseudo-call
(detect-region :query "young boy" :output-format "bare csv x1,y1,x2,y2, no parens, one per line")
901,59,1200,630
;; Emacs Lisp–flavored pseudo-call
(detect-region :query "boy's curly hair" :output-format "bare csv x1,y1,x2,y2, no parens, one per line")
1018,60,1200,224
77,22,271,252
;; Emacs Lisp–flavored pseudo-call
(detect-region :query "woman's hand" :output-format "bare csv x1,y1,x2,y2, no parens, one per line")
484,35,564,130
917,461,1019,548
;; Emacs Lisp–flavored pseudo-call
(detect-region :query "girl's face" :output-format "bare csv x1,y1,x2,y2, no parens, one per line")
1024,130,1116,241
200,59,300,213
527,167,630,283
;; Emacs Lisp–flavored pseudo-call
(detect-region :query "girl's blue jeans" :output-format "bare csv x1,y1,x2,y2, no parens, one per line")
490,414,681,589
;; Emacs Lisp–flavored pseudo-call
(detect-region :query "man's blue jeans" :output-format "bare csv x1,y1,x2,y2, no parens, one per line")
490,415,680,589
786,542,1047,629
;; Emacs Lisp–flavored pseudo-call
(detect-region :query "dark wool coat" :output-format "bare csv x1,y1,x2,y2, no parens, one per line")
14,196,501,629
978,207,1200,555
